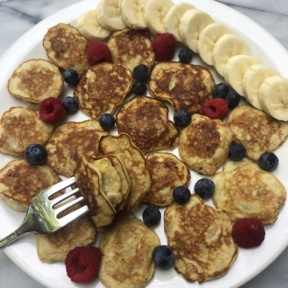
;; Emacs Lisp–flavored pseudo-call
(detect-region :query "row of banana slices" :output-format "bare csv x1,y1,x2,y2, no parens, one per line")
76,0,288,121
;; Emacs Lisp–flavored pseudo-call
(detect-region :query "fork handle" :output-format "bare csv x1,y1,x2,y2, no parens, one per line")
0,231,20,249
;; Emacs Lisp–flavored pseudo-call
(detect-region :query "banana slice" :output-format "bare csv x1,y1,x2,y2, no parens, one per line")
163,2,195,41
223,55,261,96
96,0,127,31
212,34,250,76
242,64,280,109
144,0,174,34
258,75,288,121
198,22,234,66
76,9,111,40
121,0,148,30
179,9,214,53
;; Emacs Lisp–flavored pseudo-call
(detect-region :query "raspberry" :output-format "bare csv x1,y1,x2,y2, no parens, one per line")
39,97,65,123
232,218,265,248
152,33,176,61
65,246,102,284
86,39,112,66
202,98,229,120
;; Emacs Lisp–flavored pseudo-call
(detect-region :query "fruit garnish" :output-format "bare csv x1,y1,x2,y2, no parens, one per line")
178,48,193,63
226,89,241,109
212,82,230,99
132,64,150,81
229,142,246,161
62,69,79,86
232,218,265,248
62,96,79,114
152,33,176,61
202,98,230,120
39,97,66,123
194,178,215,199
142,205,161,227
173,186,191,204
99,113,116,130
173,109,191,127
86,38,112,66
152,245,175,269
132,80,147,95
65,246,102,284
259,152,279,172
24,144,47,165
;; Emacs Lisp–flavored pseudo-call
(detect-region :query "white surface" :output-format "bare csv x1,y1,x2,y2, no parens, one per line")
1,0,288,287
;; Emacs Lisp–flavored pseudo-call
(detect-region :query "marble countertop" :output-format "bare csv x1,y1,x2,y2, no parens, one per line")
0,0,288,287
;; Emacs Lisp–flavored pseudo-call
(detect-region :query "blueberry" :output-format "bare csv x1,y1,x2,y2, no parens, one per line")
152,245,174,269
259,152,279,172
173,186,191,204
212,82,229,99
142,206,161,226
173,109,191,127
229,142,246,161
133,64,150,81
194,178,215,199
178,48,193,63
62,69,79,85
62,96,79,114
24,144,47,165
99,113,116,130
226,89,241,109
132,80,147,95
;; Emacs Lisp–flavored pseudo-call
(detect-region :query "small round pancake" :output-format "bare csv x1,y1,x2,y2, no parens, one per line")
142,152,191,206
43,23,88,73
116,96,179,153
165,194,237,283
107,28,155,71
0,106,54,156
7,59,63,103
99,214,160,288
0,159,61,211
178,114,232,175
227,104,288,161
46,120,108,177
74,62,133,120
212,160,286,224
148,62,215,114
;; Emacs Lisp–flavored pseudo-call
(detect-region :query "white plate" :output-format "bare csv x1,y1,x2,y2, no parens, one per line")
1,0,288,287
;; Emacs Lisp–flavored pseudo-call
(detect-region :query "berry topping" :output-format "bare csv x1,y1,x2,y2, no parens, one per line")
62,69,79,86
65,246,102,284
133,64,150,81
99,113,116,130
232,218,265,248
39,97,66,123
132,80,147,95
202,98,230,120
212,82,230,99
24,144,47,165
229,142,246,161
178,48,193,63
194,178,215,199
86,39,112,66
173,186,191,204
142,205,161,227
259,152,279,172
62,96,79,114
152,245,175,269
173,109,191,127
226,89,241,109
152,33,176,61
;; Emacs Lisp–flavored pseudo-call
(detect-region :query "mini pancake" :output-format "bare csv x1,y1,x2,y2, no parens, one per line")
36,214,96,263
178,114,232,175
0,107,54,156
98,134,151,214
116,95,179,153
43,23,88,73
164,194,237,283
99,213,160,288
107,28,155,71
7,59,63,103
142,152,191,206
212,160,286,224
74,62,133,120
45,120,108,177
0,159,61,211
227,104,288,161
148,62,215,114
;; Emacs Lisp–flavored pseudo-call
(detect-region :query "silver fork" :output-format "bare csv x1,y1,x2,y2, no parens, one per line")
0,176,89,249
